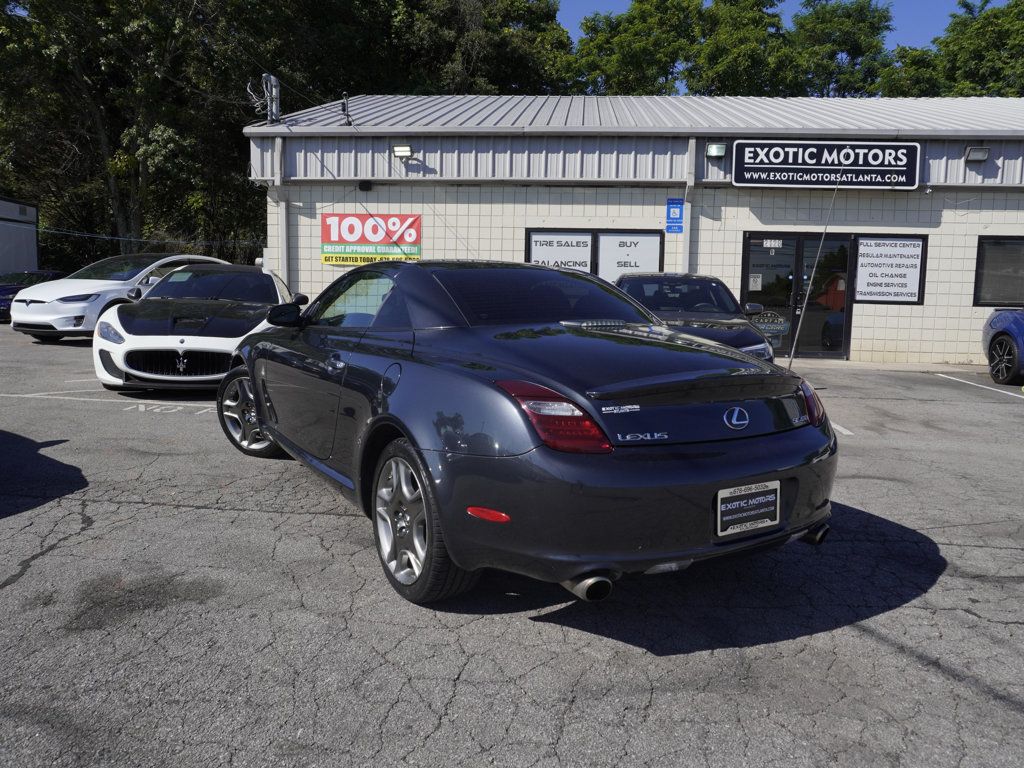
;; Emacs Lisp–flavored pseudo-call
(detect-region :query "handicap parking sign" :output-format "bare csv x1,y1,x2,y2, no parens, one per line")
666,198,684,233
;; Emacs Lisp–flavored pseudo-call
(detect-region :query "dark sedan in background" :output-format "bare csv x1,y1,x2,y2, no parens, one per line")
616,272,774,361
0,270,65,322
218,262,837,604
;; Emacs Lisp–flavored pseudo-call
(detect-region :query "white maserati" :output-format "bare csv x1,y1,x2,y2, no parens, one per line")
9,253,225,341
93,263,304,390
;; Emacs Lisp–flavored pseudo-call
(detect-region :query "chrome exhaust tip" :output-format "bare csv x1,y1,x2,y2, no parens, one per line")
560,573,614,602
800,522,830,546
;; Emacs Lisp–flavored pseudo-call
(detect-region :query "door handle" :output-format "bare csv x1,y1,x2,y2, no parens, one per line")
326,353,346,371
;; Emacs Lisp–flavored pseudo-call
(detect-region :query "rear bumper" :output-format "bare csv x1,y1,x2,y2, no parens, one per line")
424,424,838,583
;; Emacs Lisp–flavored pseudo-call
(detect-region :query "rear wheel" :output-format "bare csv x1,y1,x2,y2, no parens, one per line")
372,439,478,604
989,334,1023,385
31,334,62,343
216,366,283,458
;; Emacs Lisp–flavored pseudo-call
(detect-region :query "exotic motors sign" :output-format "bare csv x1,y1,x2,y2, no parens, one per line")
855,237,926,304
321,213,421,265
732,140,920,190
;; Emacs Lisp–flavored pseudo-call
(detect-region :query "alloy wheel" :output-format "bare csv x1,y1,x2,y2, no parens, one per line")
375,457,427,585
220,376,273,451
990,337,1016,383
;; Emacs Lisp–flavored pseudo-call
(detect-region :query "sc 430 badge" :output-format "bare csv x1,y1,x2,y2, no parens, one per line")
617,432,669,441
602,404,640,414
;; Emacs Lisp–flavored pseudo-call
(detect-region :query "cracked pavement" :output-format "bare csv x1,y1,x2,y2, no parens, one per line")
1,331,1022,767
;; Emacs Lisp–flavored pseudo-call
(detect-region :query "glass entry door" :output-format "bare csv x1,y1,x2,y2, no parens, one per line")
743,234,853,358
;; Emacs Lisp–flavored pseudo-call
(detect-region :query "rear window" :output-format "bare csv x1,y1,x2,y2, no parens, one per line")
618,277,740,314
147,270,278,303
433,268,651,326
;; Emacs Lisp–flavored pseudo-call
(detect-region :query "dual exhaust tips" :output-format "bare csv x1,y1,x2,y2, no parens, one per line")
559,522,831,602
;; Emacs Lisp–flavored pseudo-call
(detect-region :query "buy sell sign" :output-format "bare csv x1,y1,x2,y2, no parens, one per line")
321,213,422,265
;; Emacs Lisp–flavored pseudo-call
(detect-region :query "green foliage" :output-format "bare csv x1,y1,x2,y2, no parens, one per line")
790,0,893,97
684,0,799,96
880,46,947,97
573,0,700,95
938,0,1024,95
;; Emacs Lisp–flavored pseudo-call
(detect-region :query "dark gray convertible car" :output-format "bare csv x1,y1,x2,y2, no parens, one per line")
218,261,837,604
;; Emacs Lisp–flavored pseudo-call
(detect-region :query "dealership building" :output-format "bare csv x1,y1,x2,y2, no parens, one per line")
244,95,1024,363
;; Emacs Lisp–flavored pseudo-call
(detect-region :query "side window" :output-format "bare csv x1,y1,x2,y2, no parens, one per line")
308,272,396,328
143,259,190,283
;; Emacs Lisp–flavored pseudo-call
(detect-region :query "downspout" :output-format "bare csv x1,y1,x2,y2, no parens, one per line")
273,136,290,289
683,137,697,273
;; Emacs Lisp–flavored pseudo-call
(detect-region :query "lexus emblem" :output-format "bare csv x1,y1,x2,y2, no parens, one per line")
723,407,750,430
176,353,188,373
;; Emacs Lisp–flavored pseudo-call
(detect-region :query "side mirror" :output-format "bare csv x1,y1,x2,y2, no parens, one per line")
126,287,143,302
743,302,764,315
267,303,303,327
292,293,309,306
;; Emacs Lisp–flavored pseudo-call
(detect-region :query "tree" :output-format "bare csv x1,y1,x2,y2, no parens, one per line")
573,0,700,95
790,0,893,97
685,0,800,96
937,0,1024,95
879,46,946,97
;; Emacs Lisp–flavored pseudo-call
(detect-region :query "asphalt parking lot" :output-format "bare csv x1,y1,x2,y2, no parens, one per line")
1,329,1022,768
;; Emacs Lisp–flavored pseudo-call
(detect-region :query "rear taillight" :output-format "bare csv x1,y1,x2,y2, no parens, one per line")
497,380,612,454
800,380,826,427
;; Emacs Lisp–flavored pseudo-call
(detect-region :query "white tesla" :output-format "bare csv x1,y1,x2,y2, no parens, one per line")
9,253,225,342
93,263,304,390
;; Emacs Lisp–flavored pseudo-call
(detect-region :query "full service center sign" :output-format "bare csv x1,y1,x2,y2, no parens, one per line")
321,213,422,265
855,237,926,304
733,140,920,190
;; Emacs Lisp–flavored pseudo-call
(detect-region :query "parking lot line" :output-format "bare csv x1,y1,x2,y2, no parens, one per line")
935,373,1024,400
0,392,213,408
831,423,854,436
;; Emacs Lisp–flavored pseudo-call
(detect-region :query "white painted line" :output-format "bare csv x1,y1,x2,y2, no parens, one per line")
63,378,101,383
19,388,104,396
0,392,214,408
831,423,854,436
935,373,1024,400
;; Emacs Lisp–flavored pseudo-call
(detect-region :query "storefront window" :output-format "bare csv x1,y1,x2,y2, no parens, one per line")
975,238,1024,306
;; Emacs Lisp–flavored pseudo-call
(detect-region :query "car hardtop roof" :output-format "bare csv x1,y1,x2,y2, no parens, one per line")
368,259,580,274
170,262,266,273
618,272,723,281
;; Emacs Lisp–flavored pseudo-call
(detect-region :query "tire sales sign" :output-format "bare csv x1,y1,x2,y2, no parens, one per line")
321,213,422,265
732,140,920,190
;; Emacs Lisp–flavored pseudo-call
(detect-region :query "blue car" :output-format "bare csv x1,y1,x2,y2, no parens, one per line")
983,308,1024,385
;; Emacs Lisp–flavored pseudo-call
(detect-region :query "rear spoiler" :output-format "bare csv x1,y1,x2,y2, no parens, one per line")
587,372,802,404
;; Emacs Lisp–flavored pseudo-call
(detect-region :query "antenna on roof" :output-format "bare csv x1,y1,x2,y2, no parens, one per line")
340,92,354,126
246,74,281,123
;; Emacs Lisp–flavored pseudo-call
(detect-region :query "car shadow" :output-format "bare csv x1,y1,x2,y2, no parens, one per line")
436,503,946,656
115,390,215,403
0,431,88,520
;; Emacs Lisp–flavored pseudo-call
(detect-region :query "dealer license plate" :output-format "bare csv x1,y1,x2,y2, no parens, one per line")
716,480,781,537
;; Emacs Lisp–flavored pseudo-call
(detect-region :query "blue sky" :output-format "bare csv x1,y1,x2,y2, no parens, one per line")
558,0,1009,47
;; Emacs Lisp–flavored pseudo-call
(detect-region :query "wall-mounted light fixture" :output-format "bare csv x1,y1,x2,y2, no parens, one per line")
391,144,413,159
706,142,728,159
965,146,990,163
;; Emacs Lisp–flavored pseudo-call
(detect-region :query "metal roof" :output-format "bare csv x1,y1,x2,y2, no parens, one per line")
244,95,1024,139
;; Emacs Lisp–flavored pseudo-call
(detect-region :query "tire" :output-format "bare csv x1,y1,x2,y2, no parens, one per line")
31,334,63,343
216,366,284,458
371,438,479,604
989,334,1024,385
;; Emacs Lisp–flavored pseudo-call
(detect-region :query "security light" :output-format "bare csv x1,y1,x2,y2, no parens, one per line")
392,144,414,159
706,142,728,159
965,146,990,163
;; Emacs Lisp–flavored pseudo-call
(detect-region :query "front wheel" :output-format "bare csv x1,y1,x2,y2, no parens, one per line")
989,334,1024,385
372,439,478,604
216,367,284,458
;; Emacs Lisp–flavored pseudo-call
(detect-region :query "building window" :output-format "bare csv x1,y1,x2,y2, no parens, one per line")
975,238,1024,306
